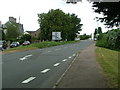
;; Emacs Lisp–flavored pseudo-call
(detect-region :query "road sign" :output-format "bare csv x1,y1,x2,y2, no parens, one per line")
52,32,62,41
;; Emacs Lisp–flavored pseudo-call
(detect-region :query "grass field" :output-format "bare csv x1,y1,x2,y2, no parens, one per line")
95,47,119,88
3,41,79,53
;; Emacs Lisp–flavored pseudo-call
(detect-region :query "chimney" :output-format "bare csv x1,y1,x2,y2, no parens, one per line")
9,17,16,23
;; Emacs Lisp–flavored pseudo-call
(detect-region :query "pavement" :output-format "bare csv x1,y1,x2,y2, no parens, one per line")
55,43,109,88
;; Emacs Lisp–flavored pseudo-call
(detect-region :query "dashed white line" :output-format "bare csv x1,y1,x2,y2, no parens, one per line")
48,51,52,53
54,63,60,67
55,49,61,51
25,54,32,58
22,77,36,84
20,57,26,61
41,69,50,73
73,54,76,56
62,59,67,62
20,54,32,61
68,56,72,59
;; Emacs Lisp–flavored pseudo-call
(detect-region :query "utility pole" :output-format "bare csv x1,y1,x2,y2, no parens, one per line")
19,16,20,24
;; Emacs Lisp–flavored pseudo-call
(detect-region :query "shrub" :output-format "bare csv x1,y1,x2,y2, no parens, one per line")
96,29,120,50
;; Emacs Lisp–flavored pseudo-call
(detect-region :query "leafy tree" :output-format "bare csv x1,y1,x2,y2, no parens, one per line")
38,9,82,41
21,34,32,41
94,27,102,40
92,2,120,27
98,27,102,34
5,22,20,40
94,28,98,38
67,14,82,41
80,33,91,40
96,29,120,50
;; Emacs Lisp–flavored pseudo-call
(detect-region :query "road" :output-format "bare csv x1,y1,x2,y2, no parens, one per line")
2,40,93,88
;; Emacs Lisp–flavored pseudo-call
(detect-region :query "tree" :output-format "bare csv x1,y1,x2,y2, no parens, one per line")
94,28,98,38
67,14,82,41
92,2,120,27
80,33,91,40
5,22,20,41
21,34,32,41
38,9,82,41
98,27,102,34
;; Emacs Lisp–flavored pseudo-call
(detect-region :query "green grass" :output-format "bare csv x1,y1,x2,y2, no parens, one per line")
3,41,79,53
95,47,119,88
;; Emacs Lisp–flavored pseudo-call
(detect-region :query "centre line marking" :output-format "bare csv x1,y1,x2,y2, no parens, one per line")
68,56,72,59
20,57,26,61
41,69,50,73
48,51,52,53
22,77,36,84
54,63,60,67
73,54,76,56
20,54,32,61
62,59,67,62
25,54,32,58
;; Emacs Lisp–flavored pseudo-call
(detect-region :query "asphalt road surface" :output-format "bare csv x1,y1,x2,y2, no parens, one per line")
2,40,93,88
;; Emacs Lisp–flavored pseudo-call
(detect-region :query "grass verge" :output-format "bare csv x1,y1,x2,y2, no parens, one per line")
95,47,119,88
3,41,79,54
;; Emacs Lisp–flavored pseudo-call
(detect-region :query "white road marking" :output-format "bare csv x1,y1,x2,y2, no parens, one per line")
24,54,32,58
62,59,67,62
22,77,36,84
54,63,60,67
20,54,32,61
48,51,52,53
20,57,26,61
68,56,72,59
41,69,50,73
73,54,76,56
55,49,61,51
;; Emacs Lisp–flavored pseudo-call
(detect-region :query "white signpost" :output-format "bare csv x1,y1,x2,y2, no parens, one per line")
52,32,62,41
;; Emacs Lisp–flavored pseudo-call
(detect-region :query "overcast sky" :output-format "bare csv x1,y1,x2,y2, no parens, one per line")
0,0,110,35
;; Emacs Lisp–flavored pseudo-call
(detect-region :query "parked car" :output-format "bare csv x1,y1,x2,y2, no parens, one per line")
10,42,20,48
0,40,7,50
22,41,30,46
0,41,3,51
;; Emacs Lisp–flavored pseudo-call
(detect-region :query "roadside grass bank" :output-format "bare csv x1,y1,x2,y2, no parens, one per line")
3,41,79,53
95,47,119,88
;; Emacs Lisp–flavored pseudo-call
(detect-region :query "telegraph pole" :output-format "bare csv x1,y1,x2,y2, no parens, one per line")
19,16,20,23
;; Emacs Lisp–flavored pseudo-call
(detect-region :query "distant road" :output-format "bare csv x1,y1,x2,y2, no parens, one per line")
2,40,93,88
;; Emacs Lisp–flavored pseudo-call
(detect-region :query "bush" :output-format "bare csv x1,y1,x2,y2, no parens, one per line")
96,34,109,48
96,29,120,50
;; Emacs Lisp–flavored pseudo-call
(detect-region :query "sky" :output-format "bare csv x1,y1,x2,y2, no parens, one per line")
0,0,111,35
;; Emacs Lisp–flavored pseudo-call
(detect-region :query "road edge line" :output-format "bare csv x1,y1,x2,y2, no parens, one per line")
53,53,78,88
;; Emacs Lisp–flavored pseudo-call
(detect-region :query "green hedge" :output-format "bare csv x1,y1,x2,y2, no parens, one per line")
96,29,120,50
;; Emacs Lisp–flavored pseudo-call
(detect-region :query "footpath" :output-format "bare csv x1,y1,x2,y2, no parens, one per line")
56,43,109,88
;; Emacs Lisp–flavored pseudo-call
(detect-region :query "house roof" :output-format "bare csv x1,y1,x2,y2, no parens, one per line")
0,24,7,29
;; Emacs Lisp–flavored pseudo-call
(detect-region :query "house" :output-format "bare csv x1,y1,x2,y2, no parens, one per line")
5,17,24,35
24,29,40,39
